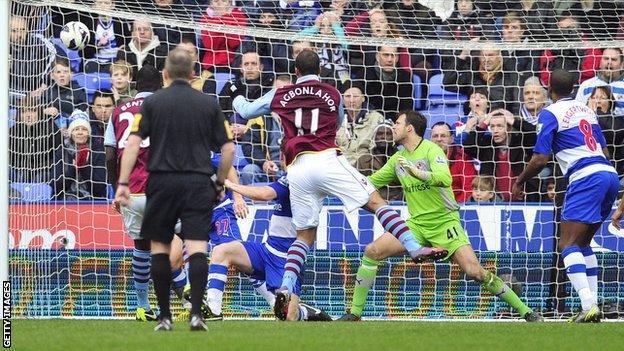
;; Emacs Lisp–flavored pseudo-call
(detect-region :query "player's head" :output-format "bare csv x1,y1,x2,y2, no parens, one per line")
91,89,115,122
430,122,453,152
294,50,320,77
548,69,575,101
163,48,194,83
393,110,426,144
136,64,162,93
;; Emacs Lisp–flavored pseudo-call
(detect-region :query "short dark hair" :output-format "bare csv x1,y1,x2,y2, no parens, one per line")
164,48,194,80
432,121,452,132
136,64,162,93
295,50,320,76
401,110,427,137
92,89,114,103
549,69,575,97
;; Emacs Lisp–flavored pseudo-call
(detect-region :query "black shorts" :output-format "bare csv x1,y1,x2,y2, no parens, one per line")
141,172,217,243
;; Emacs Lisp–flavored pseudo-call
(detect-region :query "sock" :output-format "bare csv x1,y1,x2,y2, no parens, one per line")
171,268,188,300
151,253,172,319
298,305,309,321
187,252,208,316
132,249,151,310
350,255,379,317
562,245,593,310
249,278,275,307
375,205,421,253
581,246,599,305
282,240,309,293
481,271,531,316
207,264,228,315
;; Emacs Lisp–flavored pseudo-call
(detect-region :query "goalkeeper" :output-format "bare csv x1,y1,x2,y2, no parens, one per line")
339,110,542,322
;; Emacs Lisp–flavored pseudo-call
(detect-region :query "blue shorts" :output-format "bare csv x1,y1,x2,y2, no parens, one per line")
562,171,619,223
209,205,241,246
242,241,301,296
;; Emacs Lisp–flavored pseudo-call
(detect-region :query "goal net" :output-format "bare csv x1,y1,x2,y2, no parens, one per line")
8,0,624,320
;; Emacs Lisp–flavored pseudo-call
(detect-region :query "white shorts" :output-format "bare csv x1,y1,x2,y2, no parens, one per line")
287,150,375,230
121,195,182,240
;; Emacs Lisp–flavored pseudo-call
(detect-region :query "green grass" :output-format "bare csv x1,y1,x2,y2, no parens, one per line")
11,320,623,351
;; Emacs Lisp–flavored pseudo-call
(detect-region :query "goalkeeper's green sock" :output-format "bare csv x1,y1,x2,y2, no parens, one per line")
350,255,380,317
481,271,531,316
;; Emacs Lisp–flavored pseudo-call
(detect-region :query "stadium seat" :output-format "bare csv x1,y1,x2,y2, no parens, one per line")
10,183,53,202
214,73,234,95
427,73,467,106
412,74,423,110
422,107,461,139
50,37,82,73
233,144,249,169
74,72,112,102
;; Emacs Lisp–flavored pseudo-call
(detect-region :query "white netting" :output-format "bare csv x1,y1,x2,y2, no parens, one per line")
8,0,624,319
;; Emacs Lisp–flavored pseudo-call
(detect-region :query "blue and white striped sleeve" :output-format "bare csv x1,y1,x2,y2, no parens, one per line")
534,109,558,155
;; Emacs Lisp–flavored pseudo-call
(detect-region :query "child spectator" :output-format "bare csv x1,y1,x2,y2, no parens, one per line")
110,60,137,104
42,56,88,130
468,175,500,203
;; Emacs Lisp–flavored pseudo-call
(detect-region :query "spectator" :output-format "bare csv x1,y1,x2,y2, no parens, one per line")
9,15,55,104
83,0,131,73
109,60,137,104
356,121,403,201
9,97,62,184
299,11,349,89
539,13,601,85
520,0,557,41
330,0,369,24
587,86,624,178
231,75,287,185
354,45,413,121
345,8,411,77
89,89,115,148
150,0,197,50
443,44,521,114
430,122,478,204
467,175,501,203
439,0,497,44
54,118,107,200
576,48,624,116
219,51,274,115
500,12,540,84
336,85,386,166
520,77,549,126
281,0,321,30
176,37,211,91
237,3,289,74
543,177,556,202
200,0,247,70
463,109,540,202
116,20,168,77
42,56,88,129
456,88,491,143
570,0,620,40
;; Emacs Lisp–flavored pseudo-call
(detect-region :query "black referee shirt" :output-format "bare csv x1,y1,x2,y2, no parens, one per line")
131,79,232,176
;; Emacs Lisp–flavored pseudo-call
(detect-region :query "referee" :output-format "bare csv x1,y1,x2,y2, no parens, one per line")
115,49,235,331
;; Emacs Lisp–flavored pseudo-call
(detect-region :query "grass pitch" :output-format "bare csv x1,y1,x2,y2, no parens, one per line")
11,319,622,351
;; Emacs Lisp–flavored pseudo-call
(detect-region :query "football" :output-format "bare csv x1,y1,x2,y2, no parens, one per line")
60,21,90,50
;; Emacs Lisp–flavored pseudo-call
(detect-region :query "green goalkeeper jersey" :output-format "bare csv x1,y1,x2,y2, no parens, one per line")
369,139,460,228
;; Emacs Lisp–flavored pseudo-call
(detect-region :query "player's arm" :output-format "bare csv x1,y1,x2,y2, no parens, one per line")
420,147,453,186
224,179,278,201
513,109,556,197
232,89,276,119
227,165,249,218
104,117,118,190
368,155,399,188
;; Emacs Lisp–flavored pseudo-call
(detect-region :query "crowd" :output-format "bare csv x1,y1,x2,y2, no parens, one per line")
7,0,624,203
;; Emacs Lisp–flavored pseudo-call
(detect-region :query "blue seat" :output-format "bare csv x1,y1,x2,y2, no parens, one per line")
50,37,82,73
412,74,423,110
233,143,249,169
74,72,112,102
422,107,461,139
428,73,467,106
11,183,53,202
214,73,234,95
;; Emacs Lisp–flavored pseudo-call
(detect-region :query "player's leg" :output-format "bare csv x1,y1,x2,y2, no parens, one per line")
578,224,601,309
451,245,540,321
169,233,191,310
339,233,407,321
150,240,174,328
206,241,254,319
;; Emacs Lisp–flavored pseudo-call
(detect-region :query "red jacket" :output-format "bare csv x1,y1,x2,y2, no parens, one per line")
448,145,477,204
200,8,247,69
540,47,602,85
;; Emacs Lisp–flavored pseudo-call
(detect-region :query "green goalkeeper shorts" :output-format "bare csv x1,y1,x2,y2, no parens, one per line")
407,219,470,261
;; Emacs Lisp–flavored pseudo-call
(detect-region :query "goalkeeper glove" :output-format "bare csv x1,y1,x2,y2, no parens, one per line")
397,156,430,181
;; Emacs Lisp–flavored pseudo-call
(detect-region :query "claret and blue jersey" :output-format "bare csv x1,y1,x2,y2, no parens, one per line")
534,97,619,223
